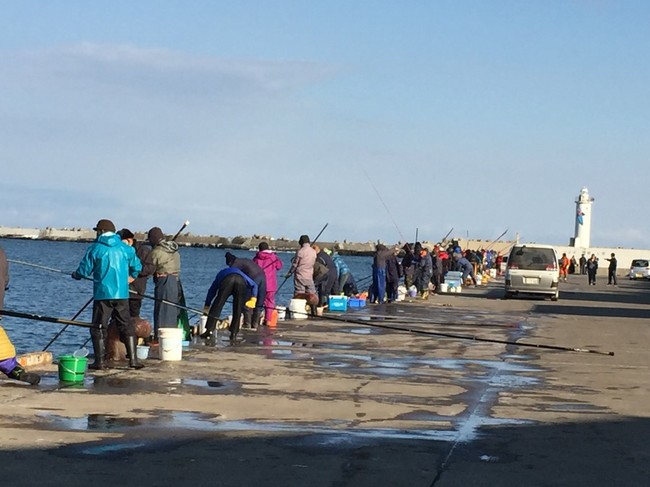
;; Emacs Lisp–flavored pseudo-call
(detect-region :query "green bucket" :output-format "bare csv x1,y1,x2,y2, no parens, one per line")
57,355,88,383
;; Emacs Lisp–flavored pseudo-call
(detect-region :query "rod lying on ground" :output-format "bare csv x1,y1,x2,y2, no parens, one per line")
0,309,98,329
282,306,615,356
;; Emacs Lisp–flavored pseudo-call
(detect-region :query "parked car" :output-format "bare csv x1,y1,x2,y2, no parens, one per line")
504,244,559,301
628,259,650,280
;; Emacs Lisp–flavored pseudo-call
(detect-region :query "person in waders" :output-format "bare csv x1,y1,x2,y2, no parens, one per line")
148,227,181,340
253,242,283,326
225,252,266,329
72,219,143,370
0,245,40,385
200,267,258,342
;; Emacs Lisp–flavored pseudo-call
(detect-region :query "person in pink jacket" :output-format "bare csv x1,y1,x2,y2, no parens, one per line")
253,241,283,325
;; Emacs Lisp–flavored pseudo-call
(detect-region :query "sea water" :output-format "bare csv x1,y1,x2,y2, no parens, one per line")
0,238,372,357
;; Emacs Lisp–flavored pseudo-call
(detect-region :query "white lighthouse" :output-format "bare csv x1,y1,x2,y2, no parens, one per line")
573,187,594,248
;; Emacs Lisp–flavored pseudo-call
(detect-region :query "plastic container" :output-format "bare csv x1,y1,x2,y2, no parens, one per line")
136,345,150,360
439,283,449,293
328,295,348,312
289,298,308,320
348,297,366,308
198,316,207,335
159,327,183,361
58,355,88,383
276,306,286,321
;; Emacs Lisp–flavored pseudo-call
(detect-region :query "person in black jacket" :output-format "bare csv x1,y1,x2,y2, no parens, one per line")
312,244,337,307
386,247,402,302
118,229,155,319
225,252,266,329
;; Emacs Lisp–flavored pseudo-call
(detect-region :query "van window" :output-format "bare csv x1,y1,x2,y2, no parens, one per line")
508,247,557,271
631,259,649,267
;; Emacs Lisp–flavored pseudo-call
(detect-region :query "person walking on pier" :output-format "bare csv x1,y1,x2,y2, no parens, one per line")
587,254,598,285
579,254,587,275
72,219,143,370
606,253,617,286
559,253,570,282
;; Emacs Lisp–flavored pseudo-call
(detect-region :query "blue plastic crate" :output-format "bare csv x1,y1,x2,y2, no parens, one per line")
348,297,366,308
328,295,348,312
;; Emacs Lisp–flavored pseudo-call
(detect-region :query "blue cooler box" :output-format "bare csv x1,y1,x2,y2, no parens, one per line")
328,296,348,312
348,297,366,308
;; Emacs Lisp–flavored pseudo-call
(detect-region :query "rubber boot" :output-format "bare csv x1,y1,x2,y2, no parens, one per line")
124,336,144,369
8,365,41,385
88,328,108,370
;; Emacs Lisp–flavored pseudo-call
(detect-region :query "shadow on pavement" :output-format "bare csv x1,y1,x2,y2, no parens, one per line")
2,417,649,486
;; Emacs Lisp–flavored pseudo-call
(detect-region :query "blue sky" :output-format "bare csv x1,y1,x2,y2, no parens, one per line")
1,1,649,248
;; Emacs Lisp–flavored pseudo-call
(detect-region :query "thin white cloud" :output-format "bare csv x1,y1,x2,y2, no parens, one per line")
0,43,339,99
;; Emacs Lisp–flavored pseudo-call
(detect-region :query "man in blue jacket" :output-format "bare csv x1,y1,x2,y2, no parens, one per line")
72,219,142,370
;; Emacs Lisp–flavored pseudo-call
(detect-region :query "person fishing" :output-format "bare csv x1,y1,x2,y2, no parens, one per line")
148,226,181,340
200,267,258,342
252,242,283,326
287,235,317,298
0,245,40,385
71,219,143,370
225,252,266,329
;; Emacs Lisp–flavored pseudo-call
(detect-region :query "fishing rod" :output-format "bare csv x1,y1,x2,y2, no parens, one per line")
484,229,509,251
42,297,94,351
8,258,213,320
171,220,190,242
0,309,98,329
439,227,454,246
275,305,614,356
362,169,408,245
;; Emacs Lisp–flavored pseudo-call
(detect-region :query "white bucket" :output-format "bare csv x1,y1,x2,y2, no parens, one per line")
159,328,183,361
289,298,308,320
439,283,449,293
276,306,286,321
489,268,497,278
199,316,207,335
136,345,150,360
456,285,462,293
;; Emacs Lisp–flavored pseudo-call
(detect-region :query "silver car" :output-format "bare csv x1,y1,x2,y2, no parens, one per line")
504,244,559,301
628,259,650,280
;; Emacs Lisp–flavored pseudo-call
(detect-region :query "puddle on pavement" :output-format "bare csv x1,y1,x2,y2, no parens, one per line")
546,403,608,412
47,376,241,395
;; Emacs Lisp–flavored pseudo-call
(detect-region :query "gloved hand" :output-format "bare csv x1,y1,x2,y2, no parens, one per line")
71,272,82,280
245,297,257,309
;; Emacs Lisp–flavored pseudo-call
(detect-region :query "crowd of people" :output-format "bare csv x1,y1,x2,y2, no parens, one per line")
0,219,627,382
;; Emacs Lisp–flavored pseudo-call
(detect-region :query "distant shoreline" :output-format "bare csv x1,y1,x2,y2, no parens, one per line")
0,225,516,256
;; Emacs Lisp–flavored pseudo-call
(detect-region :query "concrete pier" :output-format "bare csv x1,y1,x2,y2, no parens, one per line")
1,275,649,486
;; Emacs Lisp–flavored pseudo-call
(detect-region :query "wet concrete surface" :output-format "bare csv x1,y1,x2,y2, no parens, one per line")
1,276,649,486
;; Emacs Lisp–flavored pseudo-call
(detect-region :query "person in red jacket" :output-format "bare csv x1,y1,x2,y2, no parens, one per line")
253,242,283,326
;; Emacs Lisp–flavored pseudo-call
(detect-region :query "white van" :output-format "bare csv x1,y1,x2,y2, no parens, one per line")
504,244,559,301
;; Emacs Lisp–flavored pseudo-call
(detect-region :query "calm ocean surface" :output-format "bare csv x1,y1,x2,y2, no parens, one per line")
0,238,373,358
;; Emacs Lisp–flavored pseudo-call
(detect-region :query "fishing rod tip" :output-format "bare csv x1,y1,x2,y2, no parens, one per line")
185,220,190,225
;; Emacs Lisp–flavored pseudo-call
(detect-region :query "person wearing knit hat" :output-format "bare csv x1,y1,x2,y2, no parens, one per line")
287,234,317,297
148,226,181,340
71,219,143,370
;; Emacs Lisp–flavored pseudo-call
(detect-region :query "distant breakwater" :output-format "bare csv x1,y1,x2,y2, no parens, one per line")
0,226,517,256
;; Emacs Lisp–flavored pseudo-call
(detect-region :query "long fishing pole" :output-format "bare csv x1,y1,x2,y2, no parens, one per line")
171,220,190,242
0,309,98,329
362,169,408,245
439,227,454,245
279,306,614,356
8,258,211,319
484,229,509,251
42,296,94,351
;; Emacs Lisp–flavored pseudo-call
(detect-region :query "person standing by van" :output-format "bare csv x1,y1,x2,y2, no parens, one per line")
559,253,570,282
587,254,598,285
606,253,617,286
